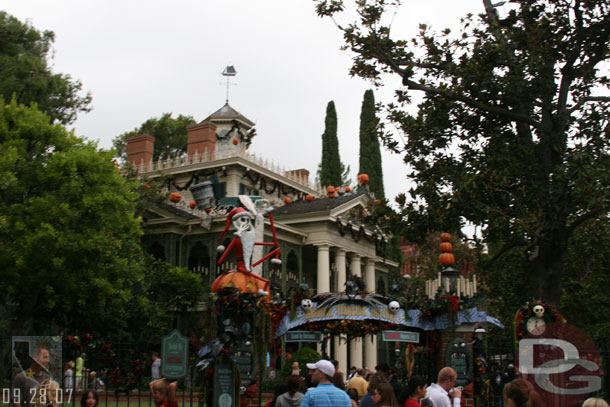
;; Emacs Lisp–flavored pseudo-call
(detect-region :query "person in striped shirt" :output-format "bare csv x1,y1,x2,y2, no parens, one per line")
301,360,351,407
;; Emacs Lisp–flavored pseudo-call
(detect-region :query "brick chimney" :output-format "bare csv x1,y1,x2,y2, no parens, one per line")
286,169,310,184
187,122,217,159
126,134,155,167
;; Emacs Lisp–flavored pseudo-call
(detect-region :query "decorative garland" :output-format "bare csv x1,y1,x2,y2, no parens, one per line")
473,353,488,404
300,319,400,340
168,169,220,191
399,294,477,322
243,170,261,185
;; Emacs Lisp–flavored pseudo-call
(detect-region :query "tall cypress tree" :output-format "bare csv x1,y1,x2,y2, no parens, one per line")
358,89,384,198
318,101,347,187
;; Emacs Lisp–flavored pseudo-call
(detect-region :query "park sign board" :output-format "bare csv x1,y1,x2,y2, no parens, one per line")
161,330,189,379
213,358,235,407
285,331,323,343
382,330,420,343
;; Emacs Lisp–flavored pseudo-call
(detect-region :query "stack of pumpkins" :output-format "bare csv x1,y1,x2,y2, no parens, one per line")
439,233,455,266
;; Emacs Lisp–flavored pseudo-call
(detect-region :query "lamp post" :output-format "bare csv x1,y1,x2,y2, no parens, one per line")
473,326,487,407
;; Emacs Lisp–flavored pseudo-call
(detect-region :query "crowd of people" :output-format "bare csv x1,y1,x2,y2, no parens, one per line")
11,344,608,407
266,358,609,407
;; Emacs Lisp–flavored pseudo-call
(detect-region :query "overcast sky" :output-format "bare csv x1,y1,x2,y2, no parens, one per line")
3,0,489,201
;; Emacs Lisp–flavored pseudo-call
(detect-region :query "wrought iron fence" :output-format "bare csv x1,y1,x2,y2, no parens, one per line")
0,336,204,407
2,336,609,407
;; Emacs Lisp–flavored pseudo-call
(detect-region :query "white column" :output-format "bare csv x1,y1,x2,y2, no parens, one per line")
351,337,363,369
333,335,348,377
364,257,377,370
336,249,347,292
349,253,363,367
317,244,331,293
225,168,241,197
364,257,375,291
350,254,362,277
334,249,348,372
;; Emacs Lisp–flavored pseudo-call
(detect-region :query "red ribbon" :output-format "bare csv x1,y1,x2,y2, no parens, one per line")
443,295,459,321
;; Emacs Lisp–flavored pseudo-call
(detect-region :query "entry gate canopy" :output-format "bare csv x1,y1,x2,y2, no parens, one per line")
275,304,503,337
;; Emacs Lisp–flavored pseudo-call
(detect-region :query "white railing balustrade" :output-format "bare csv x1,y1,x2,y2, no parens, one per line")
137,143,321,191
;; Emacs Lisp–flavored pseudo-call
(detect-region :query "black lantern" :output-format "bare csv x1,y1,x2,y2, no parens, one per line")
441,265,459,295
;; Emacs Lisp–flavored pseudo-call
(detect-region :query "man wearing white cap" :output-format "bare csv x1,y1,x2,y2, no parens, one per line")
301,360,351,407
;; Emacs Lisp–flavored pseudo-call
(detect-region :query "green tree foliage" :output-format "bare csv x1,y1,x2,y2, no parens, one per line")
0,100,204,337
0,12,91,124
561,218,610,343
316,0,610,305
358,89,384,198
133,259,206,333
0,100,143,335
317,101,350,187
280,346,321,379
113,113,196,161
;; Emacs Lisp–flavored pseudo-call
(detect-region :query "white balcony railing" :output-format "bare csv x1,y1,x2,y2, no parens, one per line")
135,144,323,193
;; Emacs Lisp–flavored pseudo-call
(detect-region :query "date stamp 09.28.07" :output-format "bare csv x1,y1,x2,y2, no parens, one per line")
2,388,74,405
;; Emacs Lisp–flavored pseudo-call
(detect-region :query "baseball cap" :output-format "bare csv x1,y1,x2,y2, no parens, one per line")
307,360,335,377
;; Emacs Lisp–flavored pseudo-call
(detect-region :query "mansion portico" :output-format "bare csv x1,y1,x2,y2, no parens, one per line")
127,102,399,371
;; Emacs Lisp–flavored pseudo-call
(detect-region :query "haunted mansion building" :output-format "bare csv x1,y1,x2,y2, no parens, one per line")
127,101,400,371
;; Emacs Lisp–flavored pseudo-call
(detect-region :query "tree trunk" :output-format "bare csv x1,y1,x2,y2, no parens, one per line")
529,230,568,306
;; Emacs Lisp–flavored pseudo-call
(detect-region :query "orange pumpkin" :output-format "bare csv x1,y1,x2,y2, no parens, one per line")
284,197,292,204
189,201,197,209
211,271,265,294
345,186,351,192
327,186,336,193
439,242,453,252
439,252,455,266
440,232,452,242
357,174,369,185
232,137,239,145
305,194,315,201
141,184,151,190
169,192,181,203
328,192,336,198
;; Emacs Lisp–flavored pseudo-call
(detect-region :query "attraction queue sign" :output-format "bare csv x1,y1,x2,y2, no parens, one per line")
285,331,323,343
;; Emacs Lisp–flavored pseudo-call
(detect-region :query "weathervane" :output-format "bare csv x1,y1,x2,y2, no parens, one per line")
222,65,237,104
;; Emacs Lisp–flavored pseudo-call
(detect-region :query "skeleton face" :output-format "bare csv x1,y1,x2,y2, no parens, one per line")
232,214,253,233
301,299,313,309
389,301,400,312
533,305,545,318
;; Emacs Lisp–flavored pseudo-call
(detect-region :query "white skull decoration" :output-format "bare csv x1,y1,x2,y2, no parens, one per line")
301,299,313,309
533,305,545,318
388,300,400,313
233,213,253,234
